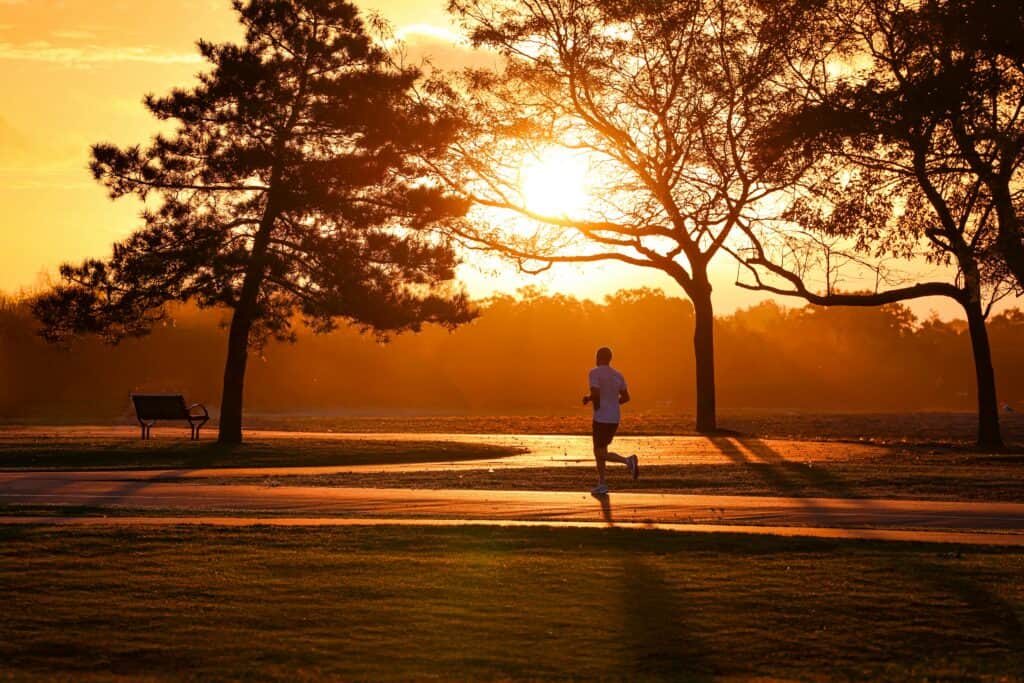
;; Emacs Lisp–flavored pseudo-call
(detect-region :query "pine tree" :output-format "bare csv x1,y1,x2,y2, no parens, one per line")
33,0,476,443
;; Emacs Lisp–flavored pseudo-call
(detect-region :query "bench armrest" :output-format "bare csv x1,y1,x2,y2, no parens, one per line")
187,403,210,420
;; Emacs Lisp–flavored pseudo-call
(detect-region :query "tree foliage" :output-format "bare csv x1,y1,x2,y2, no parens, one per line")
732,0,1023,447
32,0,477,442
35,0,475,346
751,0,1024,297
439,0,819,431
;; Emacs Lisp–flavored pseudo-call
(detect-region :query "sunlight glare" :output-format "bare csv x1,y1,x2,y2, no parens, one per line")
519,148,590,217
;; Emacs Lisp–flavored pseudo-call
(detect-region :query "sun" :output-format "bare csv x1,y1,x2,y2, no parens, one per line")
519,147,591,217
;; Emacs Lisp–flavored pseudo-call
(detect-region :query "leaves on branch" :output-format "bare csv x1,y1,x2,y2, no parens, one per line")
36,0,476,346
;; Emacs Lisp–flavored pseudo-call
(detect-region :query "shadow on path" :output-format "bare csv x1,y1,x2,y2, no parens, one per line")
709,436,871,500
0,467,201,511
592,492,614,526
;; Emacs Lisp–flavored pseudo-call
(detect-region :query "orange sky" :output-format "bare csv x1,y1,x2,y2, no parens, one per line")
0,0,1013,319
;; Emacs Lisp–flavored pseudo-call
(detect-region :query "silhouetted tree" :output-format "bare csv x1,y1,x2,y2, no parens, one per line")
894,0,1024,291
734,0,1021,448
775,1,1024,289
32,0,476,443
440,0,816,432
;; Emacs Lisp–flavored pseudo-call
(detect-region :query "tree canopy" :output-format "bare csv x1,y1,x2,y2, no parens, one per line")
731,0,1022,446
441,0,816,431
33,0,476,442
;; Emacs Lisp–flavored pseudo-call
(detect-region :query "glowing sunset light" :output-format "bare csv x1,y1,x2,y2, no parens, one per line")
518,147,590,217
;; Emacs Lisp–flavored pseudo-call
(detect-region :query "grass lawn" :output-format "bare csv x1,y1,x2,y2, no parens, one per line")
1,525,1023,680
11,412,1023,446
204,450,1024,502
0,436,524,471
240,411,1024,446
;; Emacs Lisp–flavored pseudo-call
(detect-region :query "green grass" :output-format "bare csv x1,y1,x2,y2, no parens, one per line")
0,436,524,471
239,411,1024,447
11,411,1022,446
1,525,1023,680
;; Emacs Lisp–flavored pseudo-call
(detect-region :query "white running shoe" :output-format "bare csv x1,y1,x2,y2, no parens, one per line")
591,483,609,496
628,454,639,480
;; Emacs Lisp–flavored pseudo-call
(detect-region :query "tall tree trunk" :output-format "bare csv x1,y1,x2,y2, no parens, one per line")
217,302,256,445
963,296,1003,450
217,209,276,445
692,285,717,433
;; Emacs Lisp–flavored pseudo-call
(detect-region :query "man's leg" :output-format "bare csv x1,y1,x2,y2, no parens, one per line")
593,445,629,483
607,448,637,480
593,444,608,485
592,423,633,491
604,451,629,465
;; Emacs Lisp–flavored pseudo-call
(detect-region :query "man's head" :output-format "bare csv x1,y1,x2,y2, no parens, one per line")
596,347,613,366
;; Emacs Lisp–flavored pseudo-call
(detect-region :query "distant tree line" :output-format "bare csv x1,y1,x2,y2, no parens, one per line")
4,289,1023,420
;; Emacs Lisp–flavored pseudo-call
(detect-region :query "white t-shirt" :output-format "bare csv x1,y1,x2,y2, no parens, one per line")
588,365,627,424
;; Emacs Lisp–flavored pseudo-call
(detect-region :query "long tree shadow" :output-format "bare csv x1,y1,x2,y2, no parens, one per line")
708,436,866,500
745,437,862,498
0,443,224,511
0,469,182,513
705,436,891,532
618,555,714,680
895,555,1024,667
913,557,1024,644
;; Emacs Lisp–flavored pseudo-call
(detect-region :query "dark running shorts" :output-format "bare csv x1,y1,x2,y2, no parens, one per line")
592,421,619,449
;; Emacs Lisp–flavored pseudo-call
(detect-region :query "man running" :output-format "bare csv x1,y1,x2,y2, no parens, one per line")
583,346,638,495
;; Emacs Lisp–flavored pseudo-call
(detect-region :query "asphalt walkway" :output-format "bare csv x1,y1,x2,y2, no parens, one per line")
2,429,1020,546
3,470,1023,545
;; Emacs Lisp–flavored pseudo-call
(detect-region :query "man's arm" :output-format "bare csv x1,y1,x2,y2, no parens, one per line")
583,386,601,410
619,388,630,405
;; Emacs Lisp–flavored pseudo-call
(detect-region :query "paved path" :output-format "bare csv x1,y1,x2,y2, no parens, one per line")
1,515,1022,546
2,429,1020,546
3,471,1024,543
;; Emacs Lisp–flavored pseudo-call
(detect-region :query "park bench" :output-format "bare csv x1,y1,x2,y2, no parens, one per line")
131,394,209,441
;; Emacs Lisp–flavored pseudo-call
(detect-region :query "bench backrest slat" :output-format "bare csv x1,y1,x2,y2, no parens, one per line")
132,394,189,420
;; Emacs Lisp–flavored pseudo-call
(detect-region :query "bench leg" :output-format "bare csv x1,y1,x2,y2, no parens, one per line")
188,417,208,442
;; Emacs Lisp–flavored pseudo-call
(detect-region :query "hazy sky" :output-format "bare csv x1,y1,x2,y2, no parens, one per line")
0,0,1010,319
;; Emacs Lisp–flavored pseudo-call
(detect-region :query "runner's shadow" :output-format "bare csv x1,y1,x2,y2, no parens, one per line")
592,492,613,526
